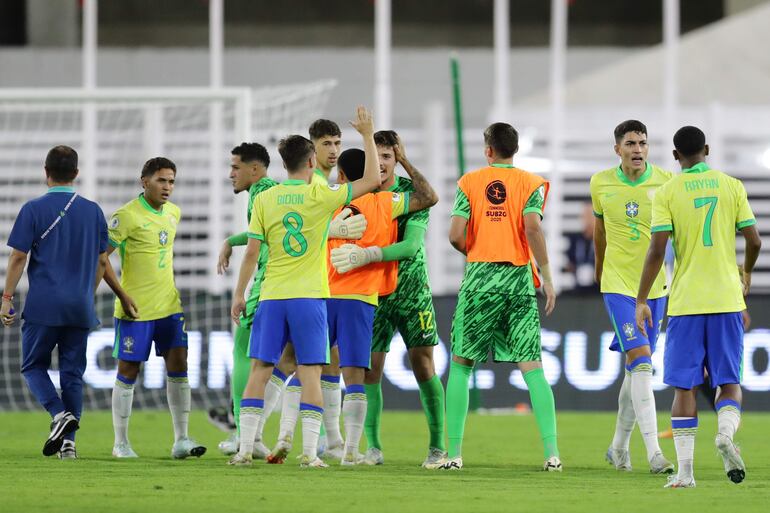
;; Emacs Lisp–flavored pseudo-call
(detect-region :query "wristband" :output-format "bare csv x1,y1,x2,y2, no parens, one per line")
2,293,13,301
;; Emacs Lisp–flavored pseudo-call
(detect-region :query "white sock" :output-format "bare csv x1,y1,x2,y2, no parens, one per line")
628,358,661,460
262,369,287,425
321,375,343,448
301,403,324,459
278,377,302,441
112,376,135,445
166,374,191,442
672,416,697,479
611,371,635,451
342,386,367,458
238,405,262,458
716,400,741,440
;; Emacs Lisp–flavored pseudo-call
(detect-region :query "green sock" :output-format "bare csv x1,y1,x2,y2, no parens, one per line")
418,375,446,451
231,325,252,433
446,360,474,458
364,382,383,450
523,367,559,458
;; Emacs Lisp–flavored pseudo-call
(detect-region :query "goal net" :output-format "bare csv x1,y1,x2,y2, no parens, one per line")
0,80,336,411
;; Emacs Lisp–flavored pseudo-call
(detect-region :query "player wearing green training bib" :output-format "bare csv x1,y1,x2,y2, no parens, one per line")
213,143,277,458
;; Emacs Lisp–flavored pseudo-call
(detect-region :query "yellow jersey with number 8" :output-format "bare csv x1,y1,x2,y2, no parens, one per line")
248,179,352,300
108,195,182,321
590,163,672,299
651,163,755,315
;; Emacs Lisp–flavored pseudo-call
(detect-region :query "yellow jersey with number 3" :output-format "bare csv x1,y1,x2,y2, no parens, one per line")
248,179,352,300
108,195,182,321
651,163,755,315
590,163,672,298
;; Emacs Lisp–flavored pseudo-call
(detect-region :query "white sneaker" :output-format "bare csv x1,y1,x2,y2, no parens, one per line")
363,447,384,466
300,455,329,468
317,434,328,456
605,447,632,471
664,475,696,488
422,447,447,469
716,433,746,484
267,437,292,464
252,440,270,460
438,457,463,470
218,433,239,455
112,441,138,458
340,452,364,466
59,440,77,460
227,453,252,466
171,437,207,459
543,456,563,472
323,443,344,461
649,451,675,474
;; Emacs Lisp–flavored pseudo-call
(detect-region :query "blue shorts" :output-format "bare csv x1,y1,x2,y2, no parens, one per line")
327,298,375,369
250,299,329,366
113,313,187,362
664,312,743,389
603,293,666,353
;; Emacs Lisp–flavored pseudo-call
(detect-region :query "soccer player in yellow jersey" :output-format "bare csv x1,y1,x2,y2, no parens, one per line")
228,106,381,467
590,120,674,474
636,126,761,488
104,157,206,459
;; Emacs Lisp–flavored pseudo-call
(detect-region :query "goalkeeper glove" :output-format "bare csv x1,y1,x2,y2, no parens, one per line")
329,208,367,239
330,244,383,274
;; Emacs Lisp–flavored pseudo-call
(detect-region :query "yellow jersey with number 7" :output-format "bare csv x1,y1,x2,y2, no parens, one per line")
590,163,672,299
651,163,755,316
248,179,352,300
108,194,182,321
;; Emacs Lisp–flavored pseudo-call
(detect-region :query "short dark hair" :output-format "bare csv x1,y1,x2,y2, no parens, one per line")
141,157,177,178
483,123,518,159
337,149,366,182
231,142,270,168
45,145,78,183
614,120,647,143
374,130,399,148
308,119,341,141
278,135,315,172
673,126,706,158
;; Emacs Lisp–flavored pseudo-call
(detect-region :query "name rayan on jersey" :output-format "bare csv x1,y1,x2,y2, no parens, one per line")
684,178,719,192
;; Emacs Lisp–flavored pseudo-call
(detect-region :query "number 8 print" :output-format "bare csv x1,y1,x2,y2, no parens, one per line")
282,212,308,257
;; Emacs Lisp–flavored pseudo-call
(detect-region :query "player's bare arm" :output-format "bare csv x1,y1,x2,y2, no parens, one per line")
348,106,381,200
593,216,607,285
393,136,439,212
524,212,555,315
231,237,261,324
740,224,761,295
448,216,468,255
635,230,669,336
94,251,108,294
102,245,139,319
0,248,28,326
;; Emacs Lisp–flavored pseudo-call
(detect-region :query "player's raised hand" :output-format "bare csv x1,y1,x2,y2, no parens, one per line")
120,293,140,320
217,240,233,275
349,106,374,137
231,296,246,326
0,298,16,327
635,301,652,338
393,134,407,163
329,208,367,240
542,281,556,316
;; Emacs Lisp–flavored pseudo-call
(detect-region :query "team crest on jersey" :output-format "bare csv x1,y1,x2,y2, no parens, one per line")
485,180,507,205
328,184,341,191
623,322,636,340
392,192,401,202
123,336,134,354
109,216,120,229
625,201,639,218
159,230,169,246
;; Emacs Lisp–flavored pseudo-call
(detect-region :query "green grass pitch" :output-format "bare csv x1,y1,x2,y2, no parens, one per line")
0,410,768,512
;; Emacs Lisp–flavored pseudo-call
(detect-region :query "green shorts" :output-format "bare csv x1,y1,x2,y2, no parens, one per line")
371,292,438,353
450,292,541,363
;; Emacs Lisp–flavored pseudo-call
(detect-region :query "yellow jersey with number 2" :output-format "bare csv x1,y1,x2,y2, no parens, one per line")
651,162,755,316
590,163,672,299
248,180,352,300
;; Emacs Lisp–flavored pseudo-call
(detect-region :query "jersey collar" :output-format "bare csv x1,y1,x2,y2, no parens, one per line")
386,175,400,192
283,179,306,186
682,162,710,174
138,193,163,215
47,186,75,193
313,168,327,180
616,162,652,187
490,163,514,168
